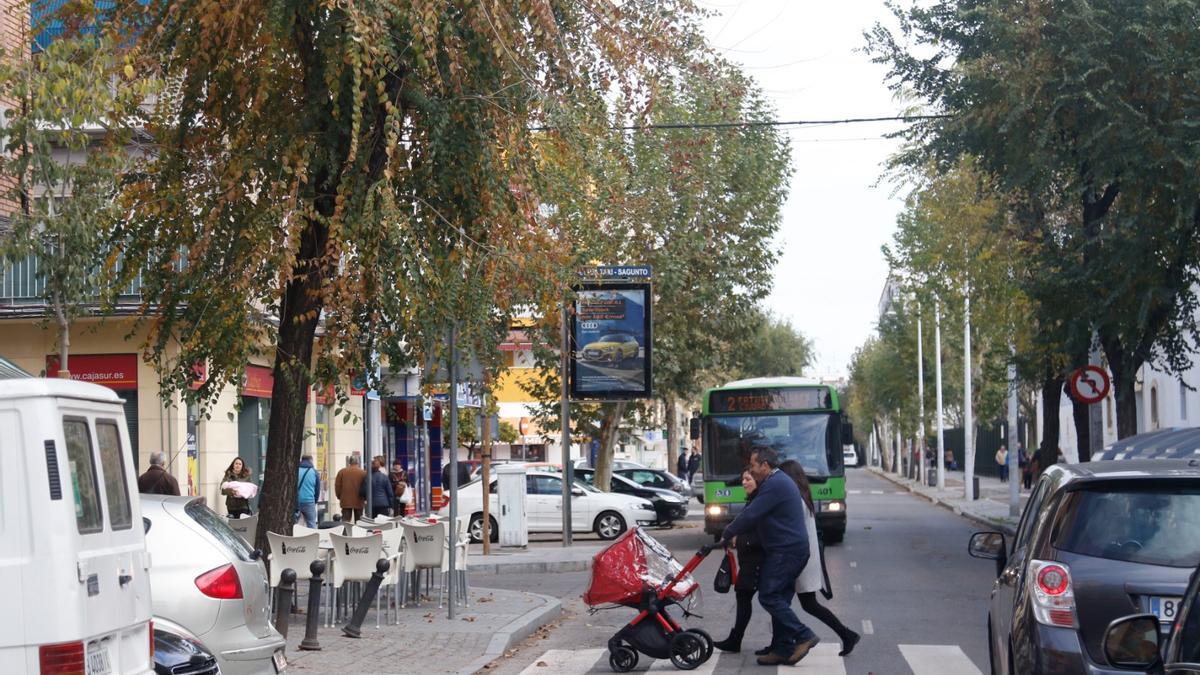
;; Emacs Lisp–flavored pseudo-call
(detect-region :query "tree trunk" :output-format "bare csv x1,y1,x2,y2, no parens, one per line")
55,299,71,378
592,402,627,493
1038,374,1062,469
254,215,329,552
665,396,677,484
1069,383,1091,463
1099,334,1140,440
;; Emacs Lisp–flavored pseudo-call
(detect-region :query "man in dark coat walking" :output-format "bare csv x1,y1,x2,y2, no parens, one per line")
720,446,818,666
138,452,180,496
677,449,689,479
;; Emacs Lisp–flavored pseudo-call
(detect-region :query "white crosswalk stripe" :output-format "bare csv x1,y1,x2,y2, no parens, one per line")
517,642,980,674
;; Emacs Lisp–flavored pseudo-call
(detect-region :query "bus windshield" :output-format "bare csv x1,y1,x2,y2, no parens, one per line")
709,414,833,478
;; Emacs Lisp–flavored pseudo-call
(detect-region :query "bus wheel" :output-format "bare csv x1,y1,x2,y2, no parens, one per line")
824,529,845,544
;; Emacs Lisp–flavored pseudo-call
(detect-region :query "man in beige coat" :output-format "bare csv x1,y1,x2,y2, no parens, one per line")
334,454,367,523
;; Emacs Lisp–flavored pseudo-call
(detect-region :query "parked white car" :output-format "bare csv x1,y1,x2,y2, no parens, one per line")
142,496,286,675
440,470,657,542
0,378,155,675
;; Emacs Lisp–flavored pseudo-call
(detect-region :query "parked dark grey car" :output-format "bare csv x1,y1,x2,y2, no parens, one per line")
1103,562,1200,674
968,459,1200,674
615,468,692,499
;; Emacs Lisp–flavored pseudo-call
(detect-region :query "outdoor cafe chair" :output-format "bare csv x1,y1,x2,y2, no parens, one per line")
266,532,322,614
379,527,406,624
225,513,258,547
398,520,444,607
356,518,397,531
293,523,335,549
327,532,386,628
440,516,471,608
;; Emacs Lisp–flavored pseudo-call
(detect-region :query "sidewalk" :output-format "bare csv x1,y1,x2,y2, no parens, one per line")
465,541,603,573
868,465,1026,535
279,585,560,675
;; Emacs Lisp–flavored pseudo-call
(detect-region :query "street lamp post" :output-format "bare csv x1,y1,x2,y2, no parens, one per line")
964,285,975,501
917,309,926,487
935,300,945,491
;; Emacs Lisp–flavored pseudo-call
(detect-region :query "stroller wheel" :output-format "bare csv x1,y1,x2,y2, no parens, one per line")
685,628,714,662
609,646,638,673
670,632,707,670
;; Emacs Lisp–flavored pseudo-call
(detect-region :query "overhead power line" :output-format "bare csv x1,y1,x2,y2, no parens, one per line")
530,114,950,132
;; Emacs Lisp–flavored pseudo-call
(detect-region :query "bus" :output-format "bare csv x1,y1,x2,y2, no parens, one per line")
697,377,853,543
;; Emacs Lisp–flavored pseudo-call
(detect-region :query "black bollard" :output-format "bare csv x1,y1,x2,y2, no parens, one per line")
341,558,390,638
300,560,325,651
274,568,297,640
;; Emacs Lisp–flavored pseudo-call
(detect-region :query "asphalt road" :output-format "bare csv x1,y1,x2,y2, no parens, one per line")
473,468,1000,674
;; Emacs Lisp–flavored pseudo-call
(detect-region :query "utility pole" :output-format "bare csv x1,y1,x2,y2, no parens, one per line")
447,324,459,618
1007,348,1020,516
481,383,492,556
917,309,926,487
964,286,975,501
560,301,573,547
935,300,946,491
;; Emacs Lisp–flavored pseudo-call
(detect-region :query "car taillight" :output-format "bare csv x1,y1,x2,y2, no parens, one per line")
39,641,84,675
1029,559,1075,628
195,563,243,599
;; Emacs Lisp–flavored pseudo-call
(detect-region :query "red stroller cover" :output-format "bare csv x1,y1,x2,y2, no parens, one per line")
583,527,698,607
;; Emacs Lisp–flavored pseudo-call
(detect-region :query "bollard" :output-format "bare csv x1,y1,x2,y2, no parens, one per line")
299,560,325,651
341,558,390,639
274,568,297,640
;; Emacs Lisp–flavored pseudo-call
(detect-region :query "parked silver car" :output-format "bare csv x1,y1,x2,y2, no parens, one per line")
142,496,287,675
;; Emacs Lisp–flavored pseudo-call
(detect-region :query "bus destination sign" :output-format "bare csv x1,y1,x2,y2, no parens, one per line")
709,387,829,414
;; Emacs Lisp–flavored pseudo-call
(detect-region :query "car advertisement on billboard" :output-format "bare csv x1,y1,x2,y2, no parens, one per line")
571,281,652,399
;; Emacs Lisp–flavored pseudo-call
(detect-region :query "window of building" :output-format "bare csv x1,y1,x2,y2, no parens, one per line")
1106,397,1113,430
1151,385,1160,430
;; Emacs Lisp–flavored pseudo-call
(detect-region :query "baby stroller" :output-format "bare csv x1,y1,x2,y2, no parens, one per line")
583,527,717,672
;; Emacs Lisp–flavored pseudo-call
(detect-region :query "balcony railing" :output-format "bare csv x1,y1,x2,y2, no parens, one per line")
1,253,146,307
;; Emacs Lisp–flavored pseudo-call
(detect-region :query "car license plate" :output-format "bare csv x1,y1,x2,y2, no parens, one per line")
1149,596,1183,624
273,648,288,672
86,641,112,675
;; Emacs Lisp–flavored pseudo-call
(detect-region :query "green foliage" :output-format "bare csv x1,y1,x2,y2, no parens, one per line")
732,310,813,379
0,4,158,367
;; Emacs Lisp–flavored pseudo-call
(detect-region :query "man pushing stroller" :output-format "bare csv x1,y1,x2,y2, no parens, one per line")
719,446,820,666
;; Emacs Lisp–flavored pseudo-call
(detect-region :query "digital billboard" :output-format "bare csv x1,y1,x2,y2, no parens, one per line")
570,282,653,399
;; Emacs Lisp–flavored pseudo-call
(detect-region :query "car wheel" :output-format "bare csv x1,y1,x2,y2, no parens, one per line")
595,511,627,540
469,513,498,544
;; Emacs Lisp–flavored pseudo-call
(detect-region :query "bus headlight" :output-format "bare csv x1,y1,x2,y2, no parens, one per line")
821,500,845,513
706,504,727,518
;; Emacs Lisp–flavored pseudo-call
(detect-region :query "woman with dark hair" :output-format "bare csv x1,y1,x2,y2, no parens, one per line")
713,469,768,654
778,459,861,657
221,457,254,517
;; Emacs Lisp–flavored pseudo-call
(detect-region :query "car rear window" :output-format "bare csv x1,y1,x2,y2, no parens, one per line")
63,417,103,534
185,500,254,561
96,421,132,530
1055,486,1200,568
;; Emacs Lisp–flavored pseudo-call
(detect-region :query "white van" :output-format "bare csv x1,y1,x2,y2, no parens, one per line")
0,378,154,675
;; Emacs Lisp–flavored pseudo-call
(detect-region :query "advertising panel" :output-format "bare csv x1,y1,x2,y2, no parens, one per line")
570,282,653,399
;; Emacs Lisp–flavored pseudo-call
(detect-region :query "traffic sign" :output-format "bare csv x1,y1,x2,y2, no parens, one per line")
1069,365,1111,405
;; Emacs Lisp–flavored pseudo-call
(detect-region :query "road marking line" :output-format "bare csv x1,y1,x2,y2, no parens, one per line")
899,644,983,675
849,561,857,568
870,490,884,494
848,489,863,494
853,584,862,594
517,648,606,673
862,619,874,634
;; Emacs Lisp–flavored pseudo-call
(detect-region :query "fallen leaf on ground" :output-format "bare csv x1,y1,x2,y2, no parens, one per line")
536,661,548,667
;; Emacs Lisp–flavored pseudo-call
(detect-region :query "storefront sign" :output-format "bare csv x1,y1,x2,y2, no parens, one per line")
242,365,274,398
46,353,138,390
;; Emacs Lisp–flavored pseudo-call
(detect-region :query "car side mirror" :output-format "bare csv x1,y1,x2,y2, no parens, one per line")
968,531,1008,577
571,488,585,497
1103,614,1162,670
689,418,701,440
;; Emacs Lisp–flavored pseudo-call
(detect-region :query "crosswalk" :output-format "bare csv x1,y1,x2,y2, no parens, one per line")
516,644,983,674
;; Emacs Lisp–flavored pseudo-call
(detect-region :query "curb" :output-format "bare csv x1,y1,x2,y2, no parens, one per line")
467,558,593,574
457,590,563,675
867,466,1018,537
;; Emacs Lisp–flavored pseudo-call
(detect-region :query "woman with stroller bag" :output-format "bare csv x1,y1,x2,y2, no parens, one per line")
779,460,861,657
713,470,768,654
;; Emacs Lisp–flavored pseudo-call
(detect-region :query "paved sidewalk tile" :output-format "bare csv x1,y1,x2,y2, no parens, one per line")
277,585,560,675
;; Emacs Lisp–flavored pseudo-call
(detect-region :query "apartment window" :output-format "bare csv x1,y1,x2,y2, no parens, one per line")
1106,397,1113,430
1151,385,1160,430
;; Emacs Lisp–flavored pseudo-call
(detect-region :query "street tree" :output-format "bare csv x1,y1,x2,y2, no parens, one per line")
115,0,705,549
867,0,1200,440
0,5,157,374
732,310,814,380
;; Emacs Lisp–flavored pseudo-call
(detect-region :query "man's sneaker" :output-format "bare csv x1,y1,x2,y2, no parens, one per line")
785,636,820,665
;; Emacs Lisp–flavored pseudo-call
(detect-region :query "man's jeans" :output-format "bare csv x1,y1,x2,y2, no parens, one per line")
297,502,317,528
758,549,817,656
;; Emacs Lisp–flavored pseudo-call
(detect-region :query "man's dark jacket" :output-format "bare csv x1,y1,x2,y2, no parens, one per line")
138,464,180,496
721,469,809,556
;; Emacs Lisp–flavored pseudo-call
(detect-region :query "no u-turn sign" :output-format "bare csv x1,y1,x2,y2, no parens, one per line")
1069,365,1111,405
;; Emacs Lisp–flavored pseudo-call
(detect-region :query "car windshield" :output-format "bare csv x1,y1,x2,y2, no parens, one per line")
598,335,625,343
709,414,833,478
1054,485,1200,567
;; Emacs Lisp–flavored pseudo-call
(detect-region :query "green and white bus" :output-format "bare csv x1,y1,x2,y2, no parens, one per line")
697,377,853,543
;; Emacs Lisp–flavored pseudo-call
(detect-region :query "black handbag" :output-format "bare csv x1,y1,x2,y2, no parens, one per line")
713,549,737,593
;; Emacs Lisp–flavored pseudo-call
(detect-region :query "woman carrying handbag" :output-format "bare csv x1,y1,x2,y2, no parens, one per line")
713,470,768,654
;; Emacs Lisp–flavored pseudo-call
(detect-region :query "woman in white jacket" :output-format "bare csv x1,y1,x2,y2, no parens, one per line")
779,460,861,657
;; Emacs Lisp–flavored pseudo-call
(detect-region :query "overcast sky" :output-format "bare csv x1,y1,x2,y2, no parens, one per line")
700,1,906,378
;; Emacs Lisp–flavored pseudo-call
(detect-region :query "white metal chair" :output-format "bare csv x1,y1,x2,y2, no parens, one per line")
398,521,444,607
225,513,258,547
327,533,385,628
357,518,397,531
293,523,335,549
440,517,471,608
265,532,322,615
379,527,406,624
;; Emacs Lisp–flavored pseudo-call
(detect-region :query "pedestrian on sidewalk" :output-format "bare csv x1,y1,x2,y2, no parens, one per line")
1018,442,1033,490
221,457,255,517
334,454,367,523
677,449,689,479
687,451,701,483
367,457,395,519
994,445,1009,483
780,460,861,657
713,470,766,655
295,455,320,527
719,446,820,666
138,452,181,496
